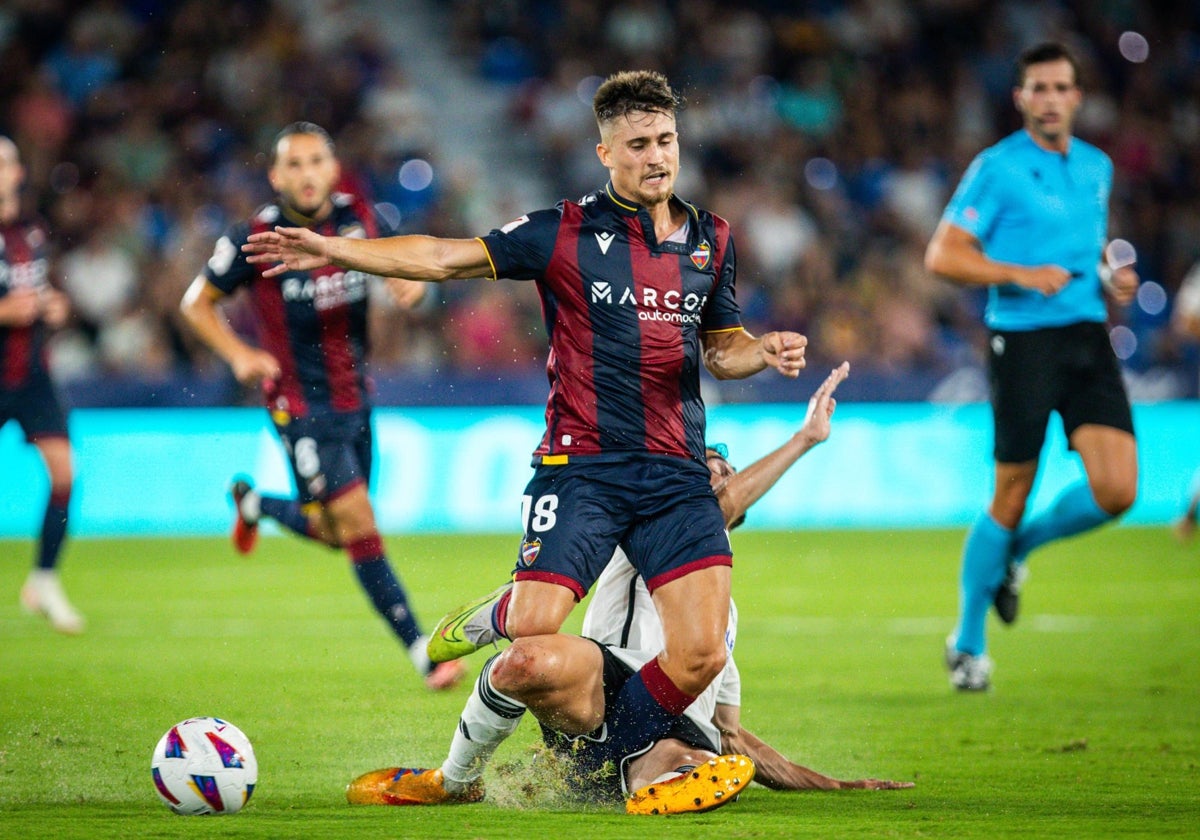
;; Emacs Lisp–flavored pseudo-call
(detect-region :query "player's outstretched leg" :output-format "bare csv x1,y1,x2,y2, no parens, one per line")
625,754,755,816
427,582,513,663
346,767,484,806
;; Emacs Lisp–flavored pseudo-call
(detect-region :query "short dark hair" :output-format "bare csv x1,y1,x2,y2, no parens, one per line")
1015,41,1082,88
593,70,683,128
270,121,334,164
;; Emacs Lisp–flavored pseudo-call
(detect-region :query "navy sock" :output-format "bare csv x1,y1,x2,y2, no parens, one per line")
348,535,422,648
590,658,695,773
37,490,70,570
259,496,317,540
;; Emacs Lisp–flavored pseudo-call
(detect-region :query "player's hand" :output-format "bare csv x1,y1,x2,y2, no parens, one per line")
761,331,807,378
1015,265,1071,296
798,361,849,446
0,287,42,327
243,227,333,278
384,277,427,309
39,288,70,328
230,347,282,388
1103,265,1139,306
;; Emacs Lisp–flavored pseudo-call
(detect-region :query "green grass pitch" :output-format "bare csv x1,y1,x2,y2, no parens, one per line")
1,527,1197,839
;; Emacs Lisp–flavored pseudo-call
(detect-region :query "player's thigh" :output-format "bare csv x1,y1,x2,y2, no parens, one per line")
1070,424,1138,512
512,464,632,599
277,415,368,505
494,635,606,735
324,482,378,537
651,564,731,655
507,579,577,637
988,329,1058,463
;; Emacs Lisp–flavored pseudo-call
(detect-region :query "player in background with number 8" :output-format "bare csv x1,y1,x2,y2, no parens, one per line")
181,123,464,691
925,42,1139,691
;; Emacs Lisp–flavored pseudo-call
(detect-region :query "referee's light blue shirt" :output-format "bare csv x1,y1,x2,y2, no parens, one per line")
941,129,1111,331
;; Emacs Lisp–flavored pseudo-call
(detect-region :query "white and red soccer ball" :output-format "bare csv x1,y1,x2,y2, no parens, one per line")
150,716,257,815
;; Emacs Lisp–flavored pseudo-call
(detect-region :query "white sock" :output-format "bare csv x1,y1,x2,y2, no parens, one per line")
440,656,526,789
239,489,261,524
409,635,433,675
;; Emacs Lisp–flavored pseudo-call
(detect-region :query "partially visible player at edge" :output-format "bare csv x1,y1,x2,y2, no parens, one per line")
925,42,1138,691
180,122,462,690
0,135,83,634
1170,260,1200,541
243,72,808,763
343,361,912,813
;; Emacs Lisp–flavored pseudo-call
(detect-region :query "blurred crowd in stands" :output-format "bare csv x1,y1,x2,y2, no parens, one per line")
2,0,1198,405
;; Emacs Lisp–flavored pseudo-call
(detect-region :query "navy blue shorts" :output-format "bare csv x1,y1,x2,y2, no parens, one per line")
511,456,732,600
538,641,719,802
270,406,374,505
0,373,69,442
988,323,1135,463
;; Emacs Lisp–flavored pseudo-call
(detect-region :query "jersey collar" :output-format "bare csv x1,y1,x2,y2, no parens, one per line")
601,182,701,247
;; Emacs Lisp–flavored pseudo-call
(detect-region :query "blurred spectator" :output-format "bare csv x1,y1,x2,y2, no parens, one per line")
0,0,1197,404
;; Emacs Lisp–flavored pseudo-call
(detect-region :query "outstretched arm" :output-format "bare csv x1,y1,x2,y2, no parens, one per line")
243,227,493,282
714,704,912,791
713,362,849,527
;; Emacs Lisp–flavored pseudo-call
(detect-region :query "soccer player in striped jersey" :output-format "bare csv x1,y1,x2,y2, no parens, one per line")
244,71,808,772
345,362,912,809
926,43,1138,691
0,135,83,635
181,122,462,691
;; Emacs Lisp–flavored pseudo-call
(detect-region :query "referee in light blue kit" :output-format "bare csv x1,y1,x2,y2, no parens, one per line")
925,41,1139,691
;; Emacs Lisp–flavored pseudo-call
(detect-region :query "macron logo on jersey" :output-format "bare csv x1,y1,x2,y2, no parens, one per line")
595,231,615,254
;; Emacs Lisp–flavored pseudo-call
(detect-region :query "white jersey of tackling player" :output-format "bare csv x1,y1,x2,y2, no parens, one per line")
581,547,741,753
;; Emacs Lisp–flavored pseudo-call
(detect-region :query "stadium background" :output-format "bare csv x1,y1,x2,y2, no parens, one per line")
2,0,1198,533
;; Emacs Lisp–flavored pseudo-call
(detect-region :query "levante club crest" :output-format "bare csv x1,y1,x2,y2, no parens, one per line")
690,242,711,270
520,537,542,567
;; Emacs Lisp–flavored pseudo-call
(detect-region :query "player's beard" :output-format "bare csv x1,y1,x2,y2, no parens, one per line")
637,171,674,206
283,190,331,221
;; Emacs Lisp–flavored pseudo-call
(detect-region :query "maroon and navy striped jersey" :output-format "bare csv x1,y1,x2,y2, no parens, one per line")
479,184,744,465
203,193,394,417
0,217,53,390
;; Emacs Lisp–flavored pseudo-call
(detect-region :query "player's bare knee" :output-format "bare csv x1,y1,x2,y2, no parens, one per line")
1094,481,1137,516
490,638,556,694
671,646,727,696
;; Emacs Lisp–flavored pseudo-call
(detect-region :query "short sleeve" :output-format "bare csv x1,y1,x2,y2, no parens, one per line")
701,229,743,333
478,206,562,281
202,221,255,294
942,153,1000,242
